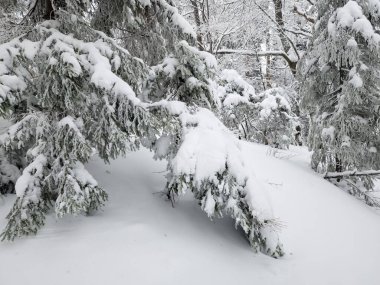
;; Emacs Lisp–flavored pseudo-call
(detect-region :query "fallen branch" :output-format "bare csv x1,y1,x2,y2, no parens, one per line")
324,170,380,179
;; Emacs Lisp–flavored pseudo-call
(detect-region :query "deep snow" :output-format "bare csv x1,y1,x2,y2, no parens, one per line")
1,143,380,285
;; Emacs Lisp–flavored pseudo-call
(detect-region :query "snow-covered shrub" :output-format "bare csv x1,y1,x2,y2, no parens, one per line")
254,88,294,149
299,0,380,190
213,70,254,138
216,70,294,149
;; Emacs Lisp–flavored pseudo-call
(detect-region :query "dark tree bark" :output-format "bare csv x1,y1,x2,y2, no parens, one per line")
272,0,291,53
43,0,55,19
190,0,204,51
28,0,67,21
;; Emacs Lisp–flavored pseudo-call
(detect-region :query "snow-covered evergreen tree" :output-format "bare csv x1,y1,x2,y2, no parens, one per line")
92,0,195,65
145,43,283,257
0,0,283,257
0,13,151,239
299,0,380,190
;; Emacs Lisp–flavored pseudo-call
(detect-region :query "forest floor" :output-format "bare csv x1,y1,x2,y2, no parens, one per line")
1,142,380,285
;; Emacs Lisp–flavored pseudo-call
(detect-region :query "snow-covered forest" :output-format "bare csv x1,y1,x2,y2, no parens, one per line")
0,0,379,284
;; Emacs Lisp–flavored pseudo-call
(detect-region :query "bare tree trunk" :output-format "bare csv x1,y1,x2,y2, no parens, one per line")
265,33,272,88
190,0,204,51
202,0,212,52
28,0,63,20
43,0,54,19
272,0,291,53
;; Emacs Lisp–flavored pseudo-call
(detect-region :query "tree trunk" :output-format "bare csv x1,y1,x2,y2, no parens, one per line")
272,0,291,53
28,0,67,21
190,0,204,51
335,155,342,182
43,0,54,19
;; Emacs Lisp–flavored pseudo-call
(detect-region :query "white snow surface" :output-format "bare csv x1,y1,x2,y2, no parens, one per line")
0,144,380,285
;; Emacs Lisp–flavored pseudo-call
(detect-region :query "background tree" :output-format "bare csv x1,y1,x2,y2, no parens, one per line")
174,0,315,91
299,0,380,201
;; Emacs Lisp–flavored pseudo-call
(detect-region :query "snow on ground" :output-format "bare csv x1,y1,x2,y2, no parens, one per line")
1,142,380,285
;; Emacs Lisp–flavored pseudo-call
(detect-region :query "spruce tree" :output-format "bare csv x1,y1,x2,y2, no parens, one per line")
0,9,149,239
0,0,283,257
299,0,380,190
92,0,195,65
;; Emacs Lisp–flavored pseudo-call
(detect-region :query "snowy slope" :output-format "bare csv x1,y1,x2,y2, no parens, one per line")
1,143,380,285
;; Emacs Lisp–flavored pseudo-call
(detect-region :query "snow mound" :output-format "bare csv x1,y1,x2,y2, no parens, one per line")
1,144,379,284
